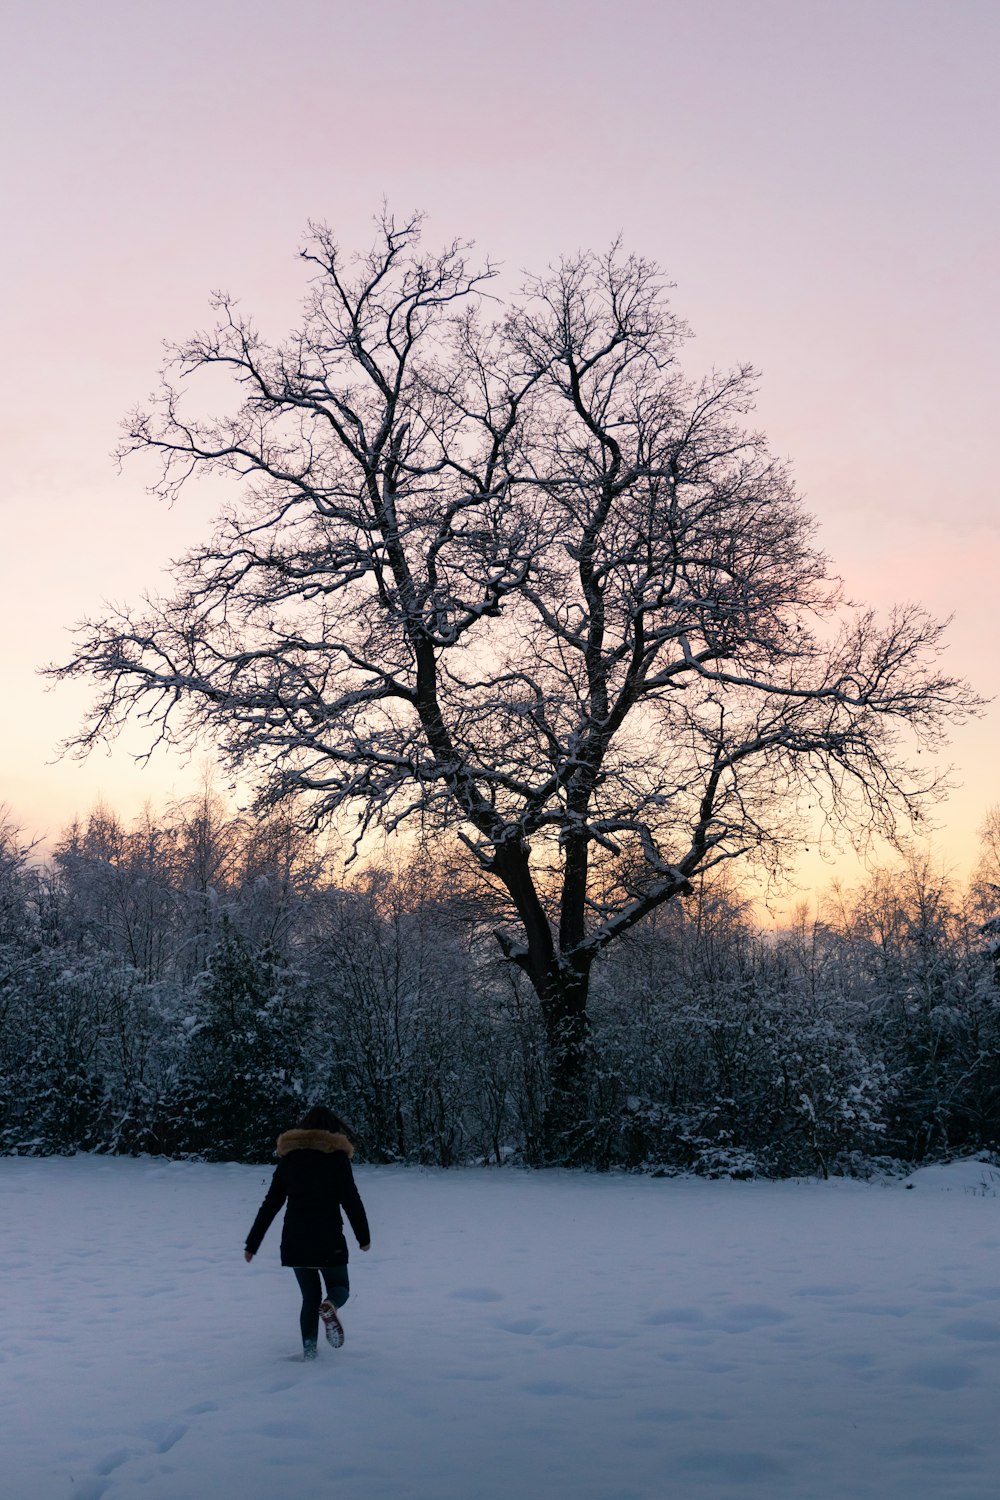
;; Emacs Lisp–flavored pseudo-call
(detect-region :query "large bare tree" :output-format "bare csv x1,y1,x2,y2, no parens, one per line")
53,211,977,1153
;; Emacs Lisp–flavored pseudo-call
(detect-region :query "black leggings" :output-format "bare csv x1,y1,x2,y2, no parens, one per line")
293,1265,350,1345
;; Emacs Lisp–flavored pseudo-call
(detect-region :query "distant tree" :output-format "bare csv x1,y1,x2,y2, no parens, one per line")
971,807,1000,921
178,917,308,1159
0,808,33,952
54,805,177,983
51,212,978,1155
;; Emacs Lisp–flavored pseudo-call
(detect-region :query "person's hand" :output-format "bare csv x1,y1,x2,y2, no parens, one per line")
359,1243,371,1252
244,1251,254,1263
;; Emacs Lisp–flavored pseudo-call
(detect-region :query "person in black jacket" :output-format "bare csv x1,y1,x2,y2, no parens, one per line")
244,1105,371,1360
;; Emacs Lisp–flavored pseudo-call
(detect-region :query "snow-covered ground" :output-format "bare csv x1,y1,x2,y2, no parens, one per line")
5,1157,1000,1500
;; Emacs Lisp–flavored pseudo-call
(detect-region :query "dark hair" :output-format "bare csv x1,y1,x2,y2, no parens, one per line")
298,1104,355,1142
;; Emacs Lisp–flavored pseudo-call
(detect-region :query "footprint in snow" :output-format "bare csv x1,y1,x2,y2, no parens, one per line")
94,1448,134,1476
828,1351,879,1373
893,1436,982,1459
644,1307,707,1327
493,1316,543,1334
543,1330,622,1349
792,1283,863,1298
72,1480,110,1500
634,1406,692,1424
715,1303,790,1332
942,1319,1000,1342
139,1419,189,1454
675,1449,787,1481
901,1359,980,1389
647,1303,788,1332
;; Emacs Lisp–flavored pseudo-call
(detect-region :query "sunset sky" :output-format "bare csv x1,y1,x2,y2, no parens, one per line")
3,0,997,899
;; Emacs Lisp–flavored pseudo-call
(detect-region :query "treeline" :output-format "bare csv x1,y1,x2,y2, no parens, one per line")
2,796,1000,1176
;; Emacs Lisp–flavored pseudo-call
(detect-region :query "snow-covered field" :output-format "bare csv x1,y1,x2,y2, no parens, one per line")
5,1157,1000,1500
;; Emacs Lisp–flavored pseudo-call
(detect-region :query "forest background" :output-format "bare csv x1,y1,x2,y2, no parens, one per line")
3,791,1000,1176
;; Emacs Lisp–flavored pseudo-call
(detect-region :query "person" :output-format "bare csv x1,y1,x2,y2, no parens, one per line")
244,1105,371,1360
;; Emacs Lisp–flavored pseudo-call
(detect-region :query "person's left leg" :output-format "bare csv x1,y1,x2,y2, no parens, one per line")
292,1268,322,1352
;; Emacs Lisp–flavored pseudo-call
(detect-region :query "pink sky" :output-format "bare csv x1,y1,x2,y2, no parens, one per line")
2,0,997,897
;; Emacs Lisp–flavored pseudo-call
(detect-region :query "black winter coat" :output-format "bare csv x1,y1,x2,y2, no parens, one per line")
245,1128,370,1267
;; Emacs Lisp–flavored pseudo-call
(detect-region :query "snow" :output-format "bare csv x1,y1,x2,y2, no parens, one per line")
5,1157,1000,1500
901,1158,1000,1195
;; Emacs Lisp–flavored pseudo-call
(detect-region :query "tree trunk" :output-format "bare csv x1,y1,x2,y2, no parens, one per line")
537,959,593,1163
489,840,588,1159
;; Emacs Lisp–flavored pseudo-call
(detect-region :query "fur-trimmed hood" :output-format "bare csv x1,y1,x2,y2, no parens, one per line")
276,1128,354,1159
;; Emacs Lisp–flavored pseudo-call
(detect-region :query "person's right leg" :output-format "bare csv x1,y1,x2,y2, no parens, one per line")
319,1265,350,1346
292,1268,322,1353
321,1265,350,1309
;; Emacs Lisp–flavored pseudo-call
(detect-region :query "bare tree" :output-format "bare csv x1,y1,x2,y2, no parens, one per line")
51,211,978,1153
